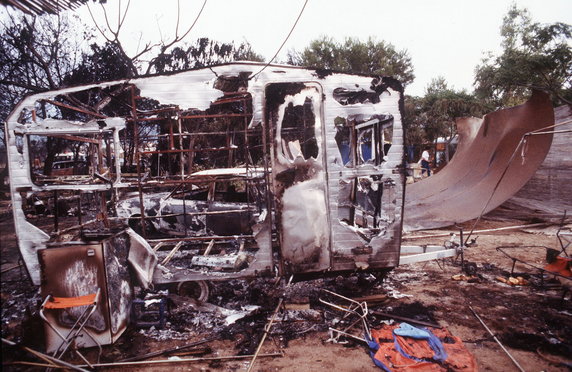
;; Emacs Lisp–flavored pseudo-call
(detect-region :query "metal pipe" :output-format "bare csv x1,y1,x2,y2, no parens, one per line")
246,298,284,372
468,306,526,372
403,223,550,240
496,246,572,282
371,311,440,328
131,85,147,239
148,234,254,244
2,338,89,372
77,352,283,368
246,275,293,372
328,327,367,343
118,337,215,362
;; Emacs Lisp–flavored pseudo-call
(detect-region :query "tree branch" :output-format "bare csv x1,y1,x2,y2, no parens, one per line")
0,79,47,92
86,2,113,43
22,18,57,89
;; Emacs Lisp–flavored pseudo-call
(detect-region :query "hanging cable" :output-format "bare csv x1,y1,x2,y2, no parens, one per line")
249,0,309,80
463,121,567,245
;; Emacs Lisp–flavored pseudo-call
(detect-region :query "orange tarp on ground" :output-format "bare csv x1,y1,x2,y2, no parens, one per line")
369,324,477,371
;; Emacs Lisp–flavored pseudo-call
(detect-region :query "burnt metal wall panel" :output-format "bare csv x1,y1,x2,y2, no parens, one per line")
38,237,132,352
103,231,133,337
39,245,112,352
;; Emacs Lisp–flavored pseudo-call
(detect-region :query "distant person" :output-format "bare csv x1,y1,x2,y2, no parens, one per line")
419,147,431,177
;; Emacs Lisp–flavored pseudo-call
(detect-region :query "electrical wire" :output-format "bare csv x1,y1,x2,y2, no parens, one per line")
463,121,568,245
249,0,309,80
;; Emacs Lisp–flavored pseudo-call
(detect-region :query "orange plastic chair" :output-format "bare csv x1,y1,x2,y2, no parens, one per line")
39,288,102,367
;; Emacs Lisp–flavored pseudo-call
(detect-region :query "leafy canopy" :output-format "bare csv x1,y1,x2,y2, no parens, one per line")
474,5,572,107
404,77,488,147
287,36,415,87
149,38,263,74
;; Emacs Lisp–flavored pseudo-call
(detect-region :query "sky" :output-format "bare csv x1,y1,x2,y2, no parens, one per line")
7,0,572,96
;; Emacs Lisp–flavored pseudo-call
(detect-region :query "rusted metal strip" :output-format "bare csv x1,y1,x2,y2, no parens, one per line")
125,113,252,122
1,264,21,274
179,113,252,119
140,147,243,155
132,209,256,220
118,337,215,362
47,134,100,144
148,234,254,244
43,99,107,119
143,129,263,138
211,95,251,105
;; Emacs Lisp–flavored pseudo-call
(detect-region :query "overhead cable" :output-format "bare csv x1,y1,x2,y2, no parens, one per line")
250,0,309,80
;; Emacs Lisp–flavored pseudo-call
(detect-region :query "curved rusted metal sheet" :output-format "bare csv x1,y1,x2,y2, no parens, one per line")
404,91,554,231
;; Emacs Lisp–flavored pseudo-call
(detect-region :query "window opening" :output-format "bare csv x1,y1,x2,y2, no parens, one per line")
28,131,116,185
280,97,318,160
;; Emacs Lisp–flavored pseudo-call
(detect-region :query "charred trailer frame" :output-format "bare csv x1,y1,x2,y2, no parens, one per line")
4,63,405,315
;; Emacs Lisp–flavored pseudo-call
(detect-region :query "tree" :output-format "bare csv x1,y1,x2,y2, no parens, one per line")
404,77,488,163
474,5,572,107
149,38,263,74
0,11,94,188
287,36,415,87
84,0,263,77
0,12,92,119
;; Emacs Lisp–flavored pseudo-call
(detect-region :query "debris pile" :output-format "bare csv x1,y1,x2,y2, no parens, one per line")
496,276,528,286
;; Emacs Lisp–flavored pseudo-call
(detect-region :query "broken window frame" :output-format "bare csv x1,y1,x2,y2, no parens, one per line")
124,87,269,244
353,116,393,167
27,130,117,186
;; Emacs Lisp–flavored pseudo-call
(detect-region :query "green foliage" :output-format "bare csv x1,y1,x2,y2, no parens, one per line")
149,38,264,74
404,77,489,146
287,36,415,87
474,5,572,107
65,42,138,84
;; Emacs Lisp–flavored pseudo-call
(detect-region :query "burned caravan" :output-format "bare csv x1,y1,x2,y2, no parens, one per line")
5,62,406,296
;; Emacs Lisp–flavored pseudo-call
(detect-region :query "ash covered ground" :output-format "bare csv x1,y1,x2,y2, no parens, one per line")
1,201,571,371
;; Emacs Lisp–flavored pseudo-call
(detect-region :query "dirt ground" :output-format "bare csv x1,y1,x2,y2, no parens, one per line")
1,199,571,371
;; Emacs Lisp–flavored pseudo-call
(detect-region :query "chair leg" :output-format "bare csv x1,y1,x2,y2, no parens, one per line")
83,328,102,363
54,304,97,360
40,289,101,365
75,349,94,369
